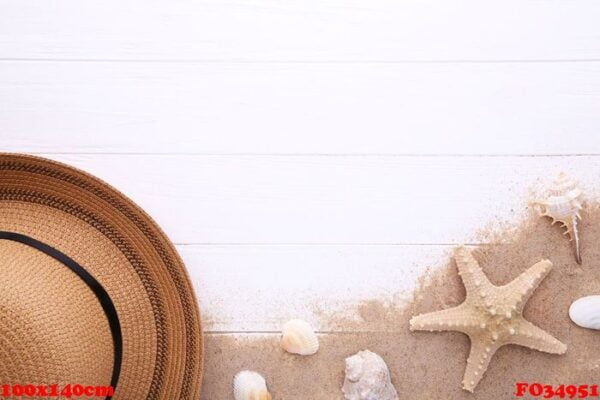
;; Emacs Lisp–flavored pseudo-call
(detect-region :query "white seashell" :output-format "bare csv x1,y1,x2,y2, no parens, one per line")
569,295,600,330
342,350,399,400
281,319,319,355
233,371,272,400
534,172,584,264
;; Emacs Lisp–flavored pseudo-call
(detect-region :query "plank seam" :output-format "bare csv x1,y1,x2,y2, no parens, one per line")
175,243,483,246
20,152,600,157
204,331,410,335
1,58,600,64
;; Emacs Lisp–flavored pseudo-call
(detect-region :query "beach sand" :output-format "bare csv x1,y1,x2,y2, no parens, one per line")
202,206,600,399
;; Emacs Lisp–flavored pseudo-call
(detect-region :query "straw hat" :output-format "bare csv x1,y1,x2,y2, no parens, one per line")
0,154,203,399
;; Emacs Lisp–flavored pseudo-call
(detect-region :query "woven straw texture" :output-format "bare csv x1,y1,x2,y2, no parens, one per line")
0,153,203,399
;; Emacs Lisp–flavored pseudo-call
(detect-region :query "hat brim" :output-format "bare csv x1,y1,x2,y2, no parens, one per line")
0,153,203,399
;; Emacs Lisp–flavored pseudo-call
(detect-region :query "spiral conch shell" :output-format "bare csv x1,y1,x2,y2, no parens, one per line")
233,371,272,400
281,319,319,355
534,172,583,264
342,350,399,400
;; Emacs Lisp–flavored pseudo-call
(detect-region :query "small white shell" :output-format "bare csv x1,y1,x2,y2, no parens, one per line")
342,350,399,400
535,173,584,264
281,319,319,355
569,295,600,330
233,371,272,400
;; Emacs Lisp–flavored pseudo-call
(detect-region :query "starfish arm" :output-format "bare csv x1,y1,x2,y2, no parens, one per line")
508,319,567,354
504,259,553,308
454,246,494,297
410,305,479,333
462,337,499,392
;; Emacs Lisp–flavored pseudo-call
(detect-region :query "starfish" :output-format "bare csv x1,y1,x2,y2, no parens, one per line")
410,247,567,392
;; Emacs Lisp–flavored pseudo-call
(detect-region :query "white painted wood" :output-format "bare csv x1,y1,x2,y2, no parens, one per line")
1,0,599,62
30,154,600,246
3,0,600,338
2,62,600,155
179,243,451,332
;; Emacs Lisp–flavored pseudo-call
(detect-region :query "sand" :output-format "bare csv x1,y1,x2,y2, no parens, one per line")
201,205,600,399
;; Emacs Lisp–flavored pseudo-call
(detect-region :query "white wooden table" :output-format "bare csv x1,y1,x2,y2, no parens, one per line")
2,0,600,361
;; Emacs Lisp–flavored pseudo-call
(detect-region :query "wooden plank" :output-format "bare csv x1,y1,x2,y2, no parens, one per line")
29,154,600,246
1,0,599,61
179,244,448,332
2,62,600,154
